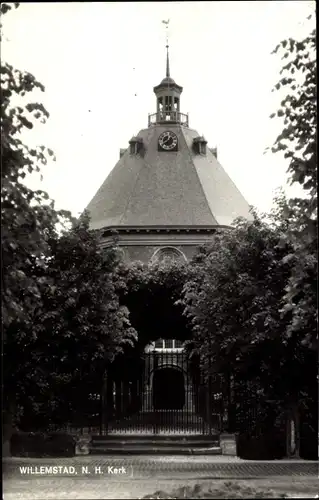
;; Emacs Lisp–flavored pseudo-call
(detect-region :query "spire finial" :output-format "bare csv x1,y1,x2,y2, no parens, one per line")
162,19,170,78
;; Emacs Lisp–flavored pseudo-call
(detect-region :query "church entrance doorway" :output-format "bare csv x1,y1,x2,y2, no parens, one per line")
153,367,185,410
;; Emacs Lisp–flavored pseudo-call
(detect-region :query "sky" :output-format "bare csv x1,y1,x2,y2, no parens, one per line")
2,1,316,217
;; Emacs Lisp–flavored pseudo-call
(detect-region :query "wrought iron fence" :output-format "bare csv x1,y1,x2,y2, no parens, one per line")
101,349,221,436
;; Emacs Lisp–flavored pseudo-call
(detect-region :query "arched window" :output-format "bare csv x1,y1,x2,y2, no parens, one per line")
151,247,186,264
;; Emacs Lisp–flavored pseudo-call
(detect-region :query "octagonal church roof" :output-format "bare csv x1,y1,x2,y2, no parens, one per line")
86,124,252,230
86,45,252,230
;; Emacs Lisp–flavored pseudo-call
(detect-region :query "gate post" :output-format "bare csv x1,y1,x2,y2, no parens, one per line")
100,372,106,435
208,373,213,436
207,356,213,436
105,375,114,436
286,404,300,459
226,371,236,433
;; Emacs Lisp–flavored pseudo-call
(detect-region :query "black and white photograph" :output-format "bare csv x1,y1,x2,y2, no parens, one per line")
2,1,317,498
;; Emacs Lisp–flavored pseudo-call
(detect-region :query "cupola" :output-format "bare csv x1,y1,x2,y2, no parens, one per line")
148,44,188,127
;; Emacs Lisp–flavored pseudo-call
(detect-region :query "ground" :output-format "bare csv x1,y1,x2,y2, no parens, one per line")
3,456,319,499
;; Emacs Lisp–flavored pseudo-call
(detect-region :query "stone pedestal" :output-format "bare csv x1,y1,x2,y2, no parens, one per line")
75,434,91,455
220,433,238,456
3,439,11,457
286,414,300,458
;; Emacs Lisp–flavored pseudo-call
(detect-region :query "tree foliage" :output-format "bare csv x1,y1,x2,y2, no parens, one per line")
43,213,136,364
1,3,72,432
269,15,317,348
180,212,314,409
1,4,136,431
1,3,70,332
0,2,19,18
14,214,137,428
117,259,191,349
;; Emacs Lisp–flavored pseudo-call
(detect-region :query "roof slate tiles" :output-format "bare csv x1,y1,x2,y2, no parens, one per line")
86,124,252,230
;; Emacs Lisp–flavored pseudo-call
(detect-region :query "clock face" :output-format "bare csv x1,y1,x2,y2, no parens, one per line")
158,131,178,151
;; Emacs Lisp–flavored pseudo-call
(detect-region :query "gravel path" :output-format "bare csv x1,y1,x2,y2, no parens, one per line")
3,456,319,499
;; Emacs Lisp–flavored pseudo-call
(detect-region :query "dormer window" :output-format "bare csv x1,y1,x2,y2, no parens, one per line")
193,136,207,155
129,137,144,155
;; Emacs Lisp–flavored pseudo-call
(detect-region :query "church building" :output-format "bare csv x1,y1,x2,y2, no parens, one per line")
86,46,252,436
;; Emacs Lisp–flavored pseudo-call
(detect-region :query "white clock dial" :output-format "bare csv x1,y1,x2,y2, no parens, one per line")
158,131,178,151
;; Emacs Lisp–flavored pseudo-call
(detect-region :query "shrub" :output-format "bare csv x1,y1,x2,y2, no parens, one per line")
237,431,286,460
10,431,76,457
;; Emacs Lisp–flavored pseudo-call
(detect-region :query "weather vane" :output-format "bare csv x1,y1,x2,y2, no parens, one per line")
162,19,170,78
162,19,170,48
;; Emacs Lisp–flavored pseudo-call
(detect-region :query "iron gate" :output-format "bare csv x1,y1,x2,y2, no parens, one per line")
101,348,224,435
